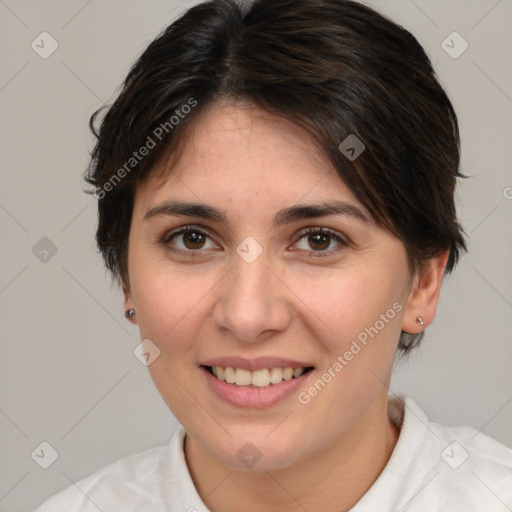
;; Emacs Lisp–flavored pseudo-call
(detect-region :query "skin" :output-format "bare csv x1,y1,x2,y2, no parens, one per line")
124,101,449,512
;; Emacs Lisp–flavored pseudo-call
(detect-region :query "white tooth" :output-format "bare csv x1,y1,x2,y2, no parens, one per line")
224,367,236,384
269,367,283,384
252,369,270,387
235,368,252,386
293,367,305,378
214,365,305,385
282,367,293,381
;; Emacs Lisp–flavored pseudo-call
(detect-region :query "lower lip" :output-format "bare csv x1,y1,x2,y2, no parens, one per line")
200,366,313,409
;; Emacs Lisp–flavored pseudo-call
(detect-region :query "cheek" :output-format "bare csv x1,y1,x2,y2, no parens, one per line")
133,275,191,343
292,269,404,418
289,265,403,348
129,254,219,356
130,265,213,413
129,231,407,357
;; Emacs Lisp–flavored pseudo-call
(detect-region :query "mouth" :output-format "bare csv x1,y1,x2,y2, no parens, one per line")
201,364,315,388
199,356,317,408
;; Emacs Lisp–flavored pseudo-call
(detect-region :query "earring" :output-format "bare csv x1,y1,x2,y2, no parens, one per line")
125,308,136,319
416,316,424,325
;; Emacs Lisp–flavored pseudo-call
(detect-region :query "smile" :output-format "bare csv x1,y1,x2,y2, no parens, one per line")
205,365,314,387
200,364,315,409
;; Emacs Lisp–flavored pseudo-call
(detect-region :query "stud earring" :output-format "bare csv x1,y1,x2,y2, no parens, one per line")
416,316,424,325
125,308,136,319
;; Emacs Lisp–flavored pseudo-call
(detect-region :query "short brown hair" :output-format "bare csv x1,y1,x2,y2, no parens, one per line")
85,0,467,354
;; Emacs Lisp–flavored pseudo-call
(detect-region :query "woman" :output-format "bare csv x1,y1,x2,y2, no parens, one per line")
35,0,512,510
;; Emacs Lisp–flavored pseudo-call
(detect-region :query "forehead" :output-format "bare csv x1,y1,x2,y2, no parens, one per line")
135,101,367,223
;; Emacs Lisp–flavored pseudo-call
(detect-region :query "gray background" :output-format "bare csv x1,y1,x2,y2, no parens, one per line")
0,1,511,510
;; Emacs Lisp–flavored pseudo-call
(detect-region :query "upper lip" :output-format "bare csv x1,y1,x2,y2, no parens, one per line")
200,356,314,371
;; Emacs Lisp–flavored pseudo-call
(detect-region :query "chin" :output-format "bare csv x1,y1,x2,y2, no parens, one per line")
205,431,308,472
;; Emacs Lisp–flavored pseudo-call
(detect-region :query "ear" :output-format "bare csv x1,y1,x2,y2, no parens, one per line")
123,280,138,325
402,250,450,334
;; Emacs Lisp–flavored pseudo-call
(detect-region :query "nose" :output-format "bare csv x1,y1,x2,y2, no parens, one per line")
212,250,292,343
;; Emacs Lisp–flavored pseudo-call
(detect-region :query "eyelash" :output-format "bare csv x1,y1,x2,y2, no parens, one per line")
160,225,349,259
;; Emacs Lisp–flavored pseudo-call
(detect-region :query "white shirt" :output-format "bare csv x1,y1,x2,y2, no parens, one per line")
33,395,512,511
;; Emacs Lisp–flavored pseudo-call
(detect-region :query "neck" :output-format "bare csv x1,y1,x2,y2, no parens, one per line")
184,394,400,512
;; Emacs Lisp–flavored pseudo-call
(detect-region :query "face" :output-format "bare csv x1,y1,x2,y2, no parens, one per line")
125,101,420,471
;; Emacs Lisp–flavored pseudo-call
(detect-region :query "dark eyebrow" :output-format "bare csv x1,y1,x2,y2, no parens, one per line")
143,199,371,227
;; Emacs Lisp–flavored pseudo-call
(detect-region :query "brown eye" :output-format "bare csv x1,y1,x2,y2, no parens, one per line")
181,230,206,250
306,232,331,251
162,226,217,255
293,227,348,257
